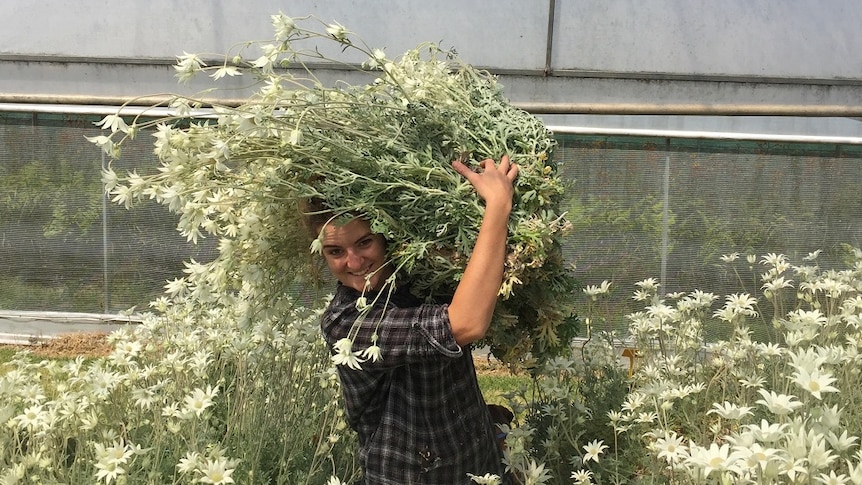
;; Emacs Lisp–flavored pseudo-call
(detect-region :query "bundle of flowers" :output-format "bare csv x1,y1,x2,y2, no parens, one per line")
93,14,579,365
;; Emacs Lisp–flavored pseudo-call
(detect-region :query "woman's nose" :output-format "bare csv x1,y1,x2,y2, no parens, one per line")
345,250,363,270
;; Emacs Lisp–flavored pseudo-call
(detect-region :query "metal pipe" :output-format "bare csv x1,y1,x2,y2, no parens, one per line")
3,102,862,144
546,125,862,145
0,95,246,109
4,53,862,87
3,96,862,118
101,151,111,313
544,0,556,76
520,102,862,117
660,139,670,297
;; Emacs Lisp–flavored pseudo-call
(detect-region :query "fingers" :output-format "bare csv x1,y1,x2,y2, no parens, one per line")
505,157,519,182
451,159,478,183
477,154,509,170
457,155,518,178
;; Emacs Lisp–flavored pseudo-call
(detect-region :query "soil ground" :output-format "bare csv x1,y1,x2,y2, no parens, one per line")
0,332,113,359
1,333,522,376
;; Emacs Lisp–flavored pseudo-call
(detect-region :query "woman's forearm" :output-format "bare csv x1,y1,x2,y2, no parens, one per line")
446,156,517,346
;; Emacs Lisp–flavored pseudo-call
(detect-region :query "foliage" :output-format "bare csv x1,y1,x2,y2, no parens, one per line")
91,14,578,366
0,295,356,484
604,247,862,484
20,9,859,485
0,158,102,238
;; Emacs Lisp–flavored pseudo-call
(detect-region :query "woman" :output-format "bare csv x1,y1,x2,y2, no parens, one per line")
313,155,518,484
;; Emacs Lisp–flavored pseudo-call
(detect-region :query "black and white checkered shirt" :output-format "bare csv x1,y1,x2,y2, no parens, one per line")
321,283,508,485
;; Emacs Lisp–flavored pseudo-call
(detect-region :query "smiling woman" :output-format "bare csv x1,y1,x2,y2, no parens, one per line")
313,155,519,484
94,14,578,368
318,218,392,293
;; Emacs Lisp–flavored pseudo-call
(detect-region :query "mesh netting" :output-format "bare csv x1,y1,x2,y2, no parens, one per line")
2,111,861,342
0,112,217,314
557,134,862,337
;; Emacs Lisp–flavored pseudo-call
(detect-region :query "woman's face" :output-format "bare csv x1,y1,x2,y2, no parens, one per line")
320,218,392,292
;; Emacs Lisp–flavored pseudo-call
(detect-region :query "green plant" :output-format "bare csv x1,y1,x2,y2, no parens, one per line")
607,248,862,484
0,295,356,484
91,14,578,366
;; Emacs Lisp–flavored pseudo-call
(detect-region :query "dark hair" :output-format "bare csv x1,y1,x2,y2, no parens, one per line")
299,197,335,241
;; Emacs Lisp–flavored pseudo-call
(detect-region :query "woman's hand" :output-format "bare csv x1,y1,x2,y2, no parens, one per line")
451,155,519,211
447,155,518,346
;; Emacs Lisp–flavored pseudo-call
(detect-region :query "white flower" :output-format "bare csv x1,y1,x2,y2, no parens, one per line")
635,277,660,292
175,52,205,83
743,419,787,443
622,392,647,413
734,443,781,472
325,22,350,42
846,458,862,485
827,430,859,453
271,13,296,39
93,441,133,484
360,344,382,363
708,401,754,420
251,43,280,71
816,470,850,485
792,368,839,400
570,469,594,484
761,252,788,268
653,431,687,464
86,134,117,157
522,459,551,483
813,404,843,430
94,460,125,484
364,48,388,69
720,252,740,262
739,374,766,389
183,385,218,417
646,302,678,322
199,457,235,484
686,442,744,478
95,441,133,465
177,451,202,474
634,411,659,424
288,129,303,146
808,433,838,470
756,389,804,415
777,457,808,482
94,114,130,133
762,276,794,293
718,293,758,319
757,342,785,357
583,439,608,463
583,281,611,299
132,387,157,410
355,296,369,311
310,236,323,255
467,473,501,484
332,338,365,370
786,309,828,333
210,65,242,80
14,405,48,430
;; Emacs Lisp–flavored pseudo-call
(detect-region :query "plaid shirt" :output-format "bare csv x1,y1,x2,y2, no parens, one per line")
321,283,509,485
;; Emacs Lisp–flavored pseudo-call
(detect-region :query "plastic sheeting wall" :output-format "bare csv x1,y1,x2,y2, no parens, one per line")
2,111,861,333
2,1,862,110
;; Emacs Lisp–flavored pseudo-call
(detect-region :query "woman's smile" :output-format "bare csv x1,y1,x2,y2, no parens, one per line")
320,217,392,292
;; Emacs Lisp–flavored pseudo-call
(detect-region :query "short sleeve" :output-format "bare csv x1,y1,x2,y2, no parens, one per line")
321,285,463,368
